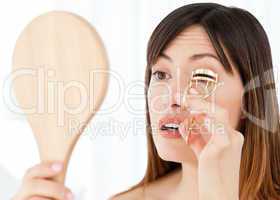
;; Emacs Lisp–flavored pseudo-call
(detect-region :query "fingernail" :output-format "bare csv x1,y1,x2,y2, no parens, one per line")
178,123,186,138
51,162,63,172
185,128,190,144
66,192,74,200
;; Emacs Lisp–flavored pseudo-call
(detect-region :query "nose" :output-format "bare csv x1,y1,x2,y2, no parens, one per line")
171,92,182,108
169,72,190,111
170,82,187,110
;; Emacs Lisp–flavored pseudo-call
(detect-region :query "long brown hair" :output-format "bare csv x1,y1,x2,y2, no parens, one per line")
113,3,280,199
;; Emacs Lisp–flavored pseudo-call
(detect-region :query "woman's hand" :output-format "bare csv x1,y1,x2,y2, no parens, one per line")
179,90,244,200
12,161,74,200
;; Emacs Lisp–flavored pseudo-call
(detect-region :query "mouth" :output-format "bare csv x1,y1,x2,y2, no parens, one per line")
158,115,185,138
160,123,180,131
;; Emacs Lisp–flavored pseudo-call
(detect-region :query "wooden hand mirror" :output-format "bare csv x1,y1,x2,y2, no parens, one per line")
12,11,109,183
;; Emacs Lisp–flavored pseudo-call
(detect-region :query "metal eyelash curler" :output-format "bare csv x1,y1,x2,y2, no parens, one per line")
182,68,224,133
183,68,224,103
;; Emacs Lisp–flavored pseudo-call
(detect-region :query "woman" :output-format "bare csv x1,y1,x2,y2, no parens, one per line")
13,3,280,200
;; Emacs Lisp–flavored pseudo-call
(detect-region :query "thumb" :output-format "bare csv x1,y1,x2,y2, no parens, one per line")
179,118,189,142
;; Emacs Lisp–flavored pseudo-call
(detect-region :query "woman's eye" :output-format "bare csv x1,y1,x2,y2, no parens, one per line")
196,79,208,84
152,71,171,80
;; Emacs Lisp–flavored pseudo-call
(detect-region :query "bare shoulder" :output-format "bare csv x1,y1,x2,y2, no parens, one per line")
108,168,181,200
108,186,145,200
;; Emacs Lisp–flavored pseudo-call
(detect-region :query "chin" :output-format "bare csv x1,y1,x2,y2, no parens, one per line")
152,132,197,163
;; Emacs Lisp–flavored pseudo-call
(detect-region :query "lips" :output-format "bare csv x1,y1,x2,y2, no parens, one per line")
159,114,186,131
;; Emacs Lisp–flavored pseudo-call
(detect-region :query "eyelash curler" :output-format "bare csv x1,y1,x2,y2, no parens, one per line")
183,68,224,102
182,68,224,134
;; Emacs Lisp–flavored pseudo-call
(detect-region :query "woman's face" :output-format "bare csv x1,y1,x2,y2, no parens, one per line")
147,25,244,163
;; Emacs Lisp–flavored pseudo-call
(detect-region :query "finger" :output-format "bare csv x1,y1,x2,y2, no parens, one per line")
195,115,213,146
179,118,188,139
29,196,51,200
204,114,243,147
188,130,207,157
184,95,235,142
179,113,211,142
201,119,231,159
24,179,73,200
24,162,63,180
179,114,209,157
190,102,242,148
179,119,206,157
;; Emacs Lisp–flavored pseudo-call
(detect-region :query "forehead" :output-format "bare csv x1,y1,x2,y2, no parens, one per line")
164,25,217,58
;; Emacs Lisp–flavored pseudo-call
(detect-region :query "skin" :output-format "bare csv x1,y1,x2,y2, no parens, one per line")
148,24,244,163
110,24,245,200
13,25,245,200
12,161,73,200
143,24,245,199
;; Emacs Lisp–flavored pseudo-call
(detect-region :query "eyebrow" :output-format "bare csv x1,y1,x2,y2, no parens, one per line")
159,52,221,63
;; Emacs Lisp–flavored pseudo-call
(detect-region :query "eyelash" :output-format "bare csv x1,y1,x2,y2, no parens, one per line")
152,68,218,81
152,70,171,81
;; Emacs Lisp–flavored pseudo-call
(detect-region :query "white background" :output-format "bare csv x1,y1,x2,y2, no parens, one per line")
0,0,279,199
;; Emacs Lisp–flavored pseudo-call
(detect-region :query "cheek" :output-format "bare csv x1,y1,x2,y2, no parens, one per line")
147,82,171,114
213,81,243,128
147,83,197,163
